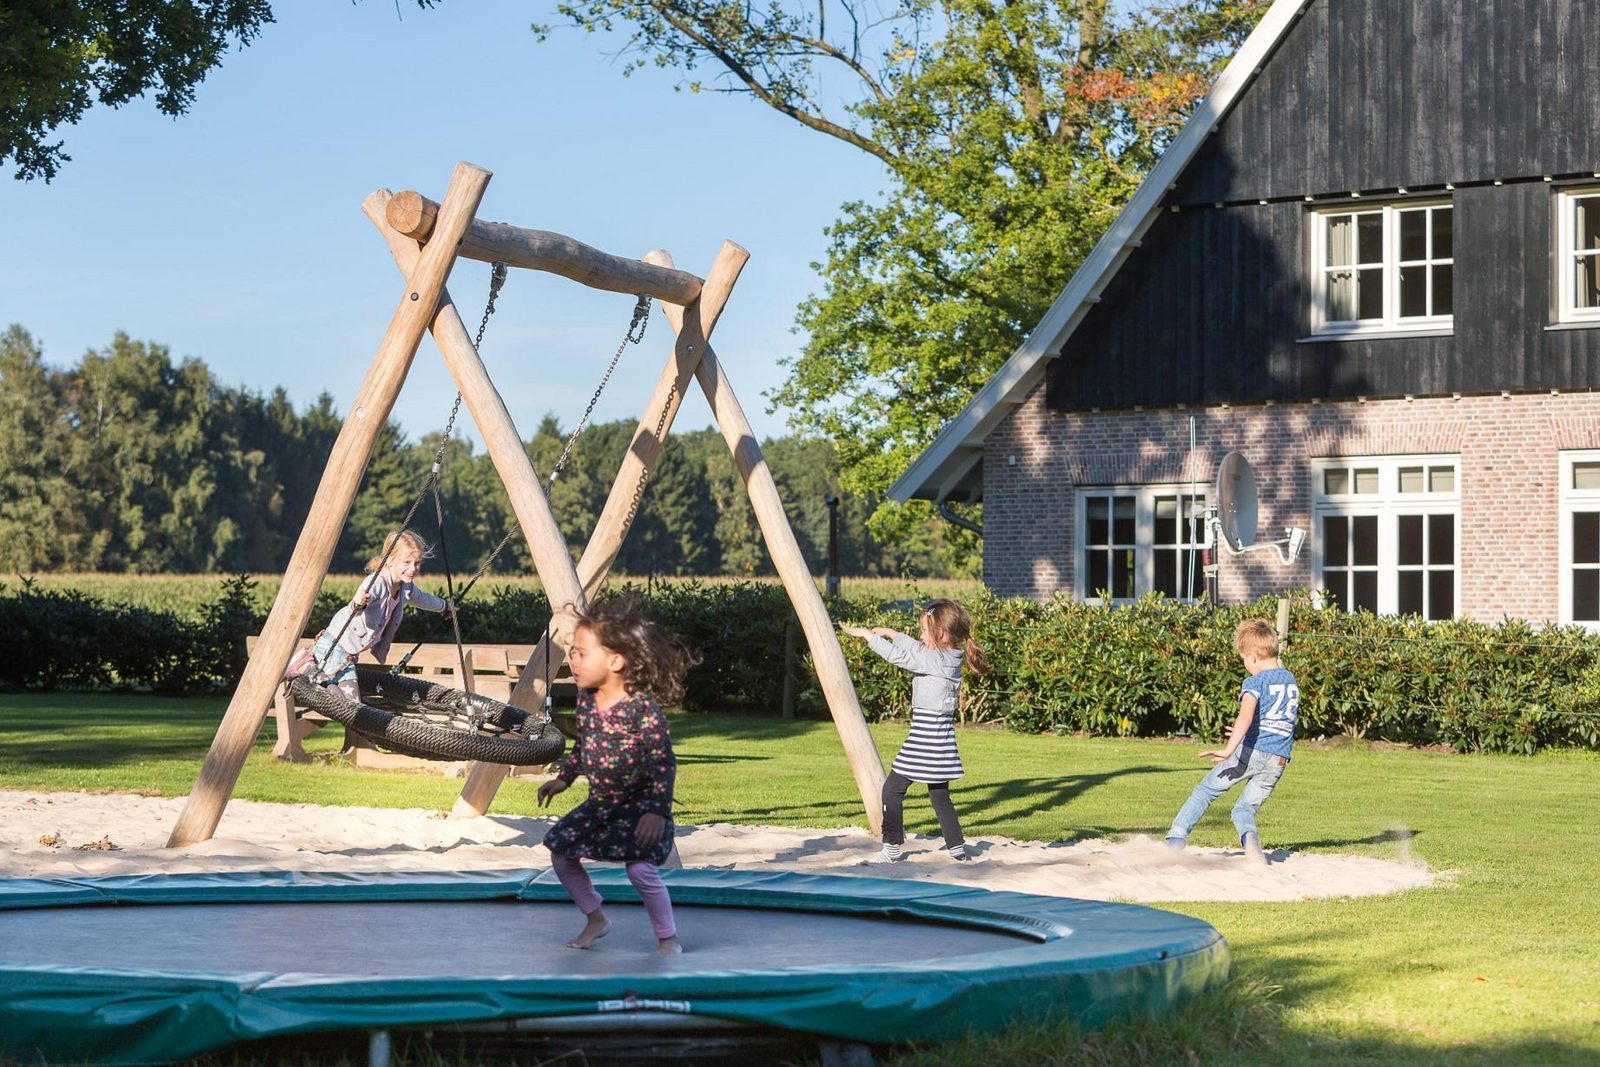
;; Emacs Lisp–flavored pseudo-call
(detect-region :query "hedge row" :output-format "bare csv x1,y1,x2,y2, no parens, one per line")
2,577,1596,753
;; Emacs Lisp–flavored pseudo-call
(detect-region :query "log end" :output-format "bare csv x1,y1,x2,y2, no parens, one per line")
386,189,437,239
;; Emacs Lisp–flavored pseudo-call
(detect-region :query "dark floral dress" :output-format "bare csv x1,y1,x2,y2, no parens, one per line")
541,688,676,866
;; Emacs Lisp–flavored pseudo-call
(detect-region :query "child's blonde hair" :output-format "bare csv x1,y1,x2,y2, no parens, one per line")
574,602,702,705
922,599,991,676
365,530,430,574
1233,618,1279,659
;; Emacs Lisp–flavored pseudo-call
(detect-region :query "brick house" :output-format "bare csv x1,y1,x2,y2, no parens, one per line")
889,0,1600,625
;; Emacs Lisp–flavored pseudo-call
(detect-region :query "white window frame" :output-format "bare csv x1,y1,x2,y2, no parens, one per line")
1311,455,1460,619
1556,186,1600,324
1558,451,1600,628
1307,199,1454,339
1075,485,1209,605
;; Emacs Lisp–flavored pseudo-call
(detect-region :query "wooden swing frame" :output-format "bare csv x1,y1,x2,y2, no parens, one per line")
168,161,886,848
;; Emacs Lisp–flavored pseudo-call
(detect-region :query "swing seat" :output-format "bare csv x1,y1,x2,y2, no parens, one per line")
288,670,565,766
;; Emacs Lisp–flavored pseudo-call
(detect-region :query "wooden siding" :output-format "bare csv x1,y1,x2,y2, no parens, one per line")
1172,0,1598,205
1046,183,1600,410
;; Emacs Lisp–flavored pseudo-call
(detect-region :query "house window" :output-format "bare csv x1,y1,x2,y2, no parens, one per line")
1559,452,1600,626
1078,487,1206,603
1557,187,1600,323
1310,201,1453,336
1313,456,1458,619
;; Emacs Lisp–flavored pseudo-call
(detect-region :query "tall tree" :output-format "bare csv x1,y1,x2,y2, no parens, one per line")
536,0,1265,554
0,327,87,570
1,0,275,181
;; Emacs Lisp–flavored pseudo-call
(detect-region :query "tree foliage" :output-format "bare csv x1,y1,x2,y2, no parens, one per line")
0,325,931,578
1,0,275,181
536,0,1267,561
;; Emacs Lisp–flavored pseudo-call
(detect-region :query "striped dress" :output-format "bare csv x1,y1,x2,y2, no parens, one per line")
864,633,966,784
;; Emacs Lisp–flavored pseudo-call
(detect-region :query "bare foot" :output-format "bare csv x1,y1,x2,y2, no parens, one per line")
566,911,612,949
656,936,683,955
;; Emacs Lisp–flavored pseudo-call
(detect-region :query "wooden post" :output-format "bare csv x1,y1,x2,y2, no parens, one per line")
167,162,492,848
363,191,598,815
1276,596,1291,649
446,241,750,817
386,191,705,306
654,254,886,833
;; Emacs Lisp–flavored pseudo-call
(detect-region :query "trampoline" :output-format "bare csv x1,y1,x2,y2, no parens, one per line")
0,869,1228,1063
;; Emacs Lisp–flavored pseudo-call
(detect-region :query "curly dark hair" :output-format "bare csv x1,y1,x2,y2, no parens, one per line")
573,603,701,705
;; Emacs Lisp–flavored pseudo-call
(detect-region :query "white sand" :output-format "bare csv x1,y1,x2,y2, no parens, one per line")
0,789,1436,903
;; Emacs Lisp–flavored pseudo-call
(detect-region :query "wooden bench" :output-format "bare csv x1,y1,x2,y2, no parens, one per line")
247,637,546,768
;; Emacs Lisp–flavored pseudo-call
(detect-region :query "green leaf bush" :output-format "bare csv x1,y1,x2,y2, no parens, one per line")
1,577,1596,754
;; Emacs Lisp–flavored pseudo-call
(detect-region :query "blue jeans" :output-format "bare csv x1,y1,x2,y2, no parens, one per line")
1167,746,1288,842
309,632,359,700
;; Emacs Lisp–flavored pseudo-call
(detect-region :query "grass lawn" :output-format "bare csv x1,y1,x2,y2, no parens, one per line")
2,692,1597,1065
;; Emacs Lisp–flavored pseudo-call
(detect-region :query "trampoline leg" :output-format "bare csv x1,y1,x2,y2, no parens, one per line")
817,1039,874,1066
368,1029,392,1067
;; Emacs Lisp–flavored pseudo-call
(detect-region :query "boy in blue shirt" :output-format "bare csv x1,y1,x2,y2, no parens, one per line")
1165,618,1299,865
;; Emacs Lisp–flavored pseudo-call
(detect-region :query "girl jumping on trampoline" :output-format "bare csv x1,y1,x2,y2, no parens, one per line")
538,604,698,954
286,530,453,700
841,599,991,863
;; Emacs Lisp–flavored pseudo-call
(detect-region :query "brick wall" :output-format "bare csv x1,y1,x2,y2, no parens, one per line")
983,385,1600,623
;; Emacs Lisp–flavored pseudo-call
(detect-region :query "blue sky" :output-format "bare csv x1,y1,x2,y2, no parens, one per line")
0,1,889,447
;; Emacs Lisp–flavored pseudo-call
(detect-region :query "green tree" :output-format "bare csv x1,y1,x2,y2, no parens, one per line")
1,0,275,181
0,326,89,570
536,0,1265,561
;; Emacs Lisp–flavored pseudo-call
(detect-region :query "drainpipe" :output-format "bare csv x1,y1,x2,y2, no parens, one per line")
936,499,982,536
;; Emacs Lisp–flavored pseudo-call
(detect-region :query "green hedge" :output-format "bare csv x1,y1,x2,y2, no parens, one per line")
2,577,1596,754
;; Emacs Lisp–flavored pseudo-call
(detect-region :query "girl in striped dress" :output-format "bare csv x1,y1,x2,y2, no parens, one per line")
841,600,991,862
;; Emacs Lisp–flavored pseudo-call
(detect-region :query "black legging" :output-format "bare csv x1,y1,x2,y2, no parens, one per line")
880,771,965,848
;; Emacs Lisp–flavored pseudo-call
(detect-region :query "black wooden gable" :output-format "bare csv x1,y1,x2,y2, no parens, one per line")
1174,0,1599,205
1045,0,1600,413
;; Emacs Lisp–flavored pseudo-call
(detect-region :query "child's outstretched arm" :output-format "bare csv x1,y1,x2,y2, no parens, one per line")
1200,694,1258,762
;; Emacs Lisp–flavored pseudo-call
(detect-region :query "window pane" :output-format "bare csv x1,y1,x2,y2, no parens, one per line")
1329,270,1354,320
1357,212,1383,263
1400,210,1427,261
1428,572,1454,620
1429,465,1456,492
1358,267,1384,319
1575,512,1600,566
1154,549,1176,597
1353,570,1379,612
1326,215,1353,266
1398,467,1424,493
1325,468,1350,495
1324,516,1348,566
1324,571,1347,611
1429,514,1455,563
1579,197,1600,253
1398,571,1423,616
1575,463,1600,490
1354,468,1380,494
1433,264,1453,315
1399,514,1423,565
1577,569,1600,622
1154,497,1177,545
1087,497,1108,544
1179,549,1200,598
1353,515,1379,564
1579,254,1600,310
1112,549,1135,598
1088,550,1108,594
1399,266,1427,317
1112,497,1135,545
1433,207,1453,259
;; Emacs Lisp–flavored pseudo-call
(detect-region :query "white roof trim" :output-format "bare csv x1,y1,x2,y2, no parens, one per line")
888,0,1313,503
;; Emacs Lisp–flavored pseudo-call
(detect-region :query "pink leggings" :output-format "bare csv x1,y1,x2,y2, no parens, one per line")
549,851,677,939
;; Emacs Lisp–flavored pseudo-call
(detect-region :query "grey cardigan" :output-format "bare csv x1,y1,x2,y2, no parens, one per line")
864,632,964,712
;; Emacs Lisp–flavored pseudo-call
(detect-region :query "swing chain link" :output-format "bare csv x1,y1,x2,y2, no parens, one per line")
548,294,651,486
434,262,510,466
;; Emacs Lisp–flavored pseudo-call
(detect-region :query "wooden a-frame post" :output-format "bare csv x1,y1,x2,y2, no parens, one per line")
168,163,885,848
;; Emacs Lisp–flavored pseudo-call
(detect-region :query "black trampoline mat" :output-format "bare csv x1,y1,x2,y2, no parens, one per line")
0,900,1034,977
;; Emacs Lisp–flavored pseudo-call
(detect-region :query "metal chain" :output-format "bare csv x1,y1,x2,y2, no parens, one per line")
316,264,508,677
547,294,651,486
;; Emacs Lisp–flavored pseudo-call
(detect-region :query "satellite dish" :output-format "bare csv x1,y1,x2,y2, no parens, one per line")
1215,451,1259,552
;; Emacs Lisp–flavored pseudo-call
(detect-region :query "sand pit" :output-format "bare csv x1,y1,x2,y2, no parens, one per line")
0,789,1436,902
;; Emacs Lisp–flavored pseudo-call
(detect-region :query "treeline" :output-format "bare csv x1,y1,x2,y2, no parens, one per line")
0,326,976,577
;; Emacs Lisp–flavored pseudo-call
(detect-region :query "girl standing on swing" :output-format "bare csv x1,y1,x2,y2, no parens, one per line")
288,530,454,700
